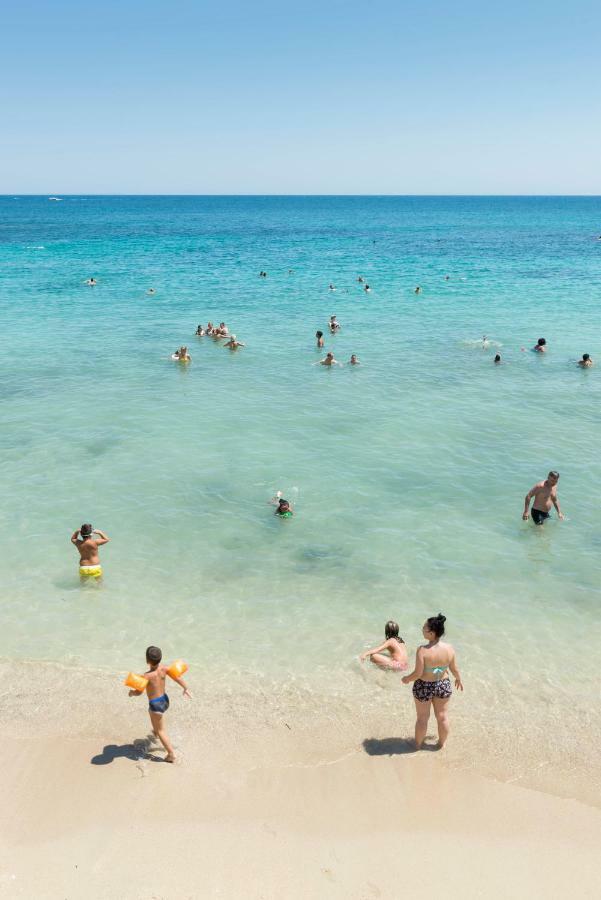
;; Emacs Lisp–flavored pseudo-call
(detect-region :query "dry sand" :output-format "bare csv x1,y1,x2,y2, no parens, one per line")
1,662,600,899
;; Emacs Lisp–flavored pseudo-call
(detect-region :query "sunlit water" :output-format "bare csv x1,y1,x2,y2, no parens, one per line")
1,196,600,795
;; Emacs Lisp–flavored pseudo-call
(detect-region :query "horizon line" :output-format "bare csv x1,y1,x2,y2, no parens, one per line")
2,193,601,199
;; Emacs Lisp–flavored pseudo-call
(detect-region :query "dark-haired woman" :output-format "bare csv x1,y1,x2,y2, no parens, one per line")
402,614,463,749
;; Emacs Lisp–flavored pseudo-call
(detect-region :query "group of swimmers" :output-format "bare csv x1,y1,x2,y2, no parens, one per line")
170,322,246,361
482,335,593,367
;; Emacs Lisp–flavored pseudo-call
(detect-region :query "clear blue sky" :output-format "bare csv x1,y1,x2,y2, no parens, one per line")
2,0,600,193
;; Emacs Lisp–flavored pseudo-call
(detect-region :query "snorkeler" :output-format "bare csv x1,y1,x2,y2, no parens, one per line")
522,471,564,525
360,621,408,671
224,335,245,350
533,338,547,353
578,353,593,368
71,524,109,581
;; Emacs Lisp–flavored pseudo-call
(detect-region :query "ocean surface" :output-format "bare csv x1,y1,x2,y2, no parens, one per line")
1,196,600,795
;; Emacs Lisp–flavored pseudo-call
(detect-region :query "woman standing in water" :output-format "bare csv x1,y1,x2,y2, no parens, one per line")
402,614,463,749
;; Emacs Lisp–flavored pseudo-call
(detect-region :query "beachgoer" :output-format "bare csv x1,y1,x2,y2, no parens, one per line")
349,354,360,365
494,354,501,364
206,321,214,334
85,278,97,286
218,322,229,336
176,346,191,362
148,288,156,295
316,330,325,348
533,338,547,353
329,316,341,332
364,284,371,292
269,492,294,518
224,335,245,350
402,614,463,749
578,353,593,368
414,286,421,294
360,621,408,671
319,352,340,367
445,275,450,281
357,276,365,283
128,645,191,764
522,471,563,525
195,325,205,336
71,524,109,581
329,284,336,291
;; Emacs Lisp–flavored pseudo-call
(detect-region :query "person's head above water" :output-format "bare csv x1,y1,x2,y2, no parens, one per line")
146,645,162,666
316,330,323,338
278,499,290,511
385,620,404,642
494,354,501,362
582,353,590,361
423,613,446,640
537,338,546,346
80,523,93,539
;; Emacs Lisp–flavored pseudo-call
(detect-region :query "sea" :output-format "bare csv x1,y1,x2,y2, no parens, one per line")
1,196,600,797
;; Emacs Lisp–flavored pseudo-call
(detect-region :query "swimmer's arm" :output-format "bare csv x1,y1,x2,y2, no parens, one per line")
552,494,564,520
360,640,390,661
402,648,425,684
449,652,463,691
167,671,192,698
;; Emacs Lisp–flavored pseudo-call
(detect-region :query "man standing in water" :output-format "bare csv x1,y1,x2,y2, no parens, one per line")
522,472,564,525
71,523,110,579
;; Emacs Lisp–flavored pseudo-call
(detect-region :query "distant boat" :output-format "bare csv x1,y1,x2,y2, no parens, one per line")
48,197,63,201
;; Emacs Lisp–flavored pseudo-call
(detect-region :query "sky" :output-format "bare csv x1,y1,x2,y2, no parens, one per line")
2,0,600,194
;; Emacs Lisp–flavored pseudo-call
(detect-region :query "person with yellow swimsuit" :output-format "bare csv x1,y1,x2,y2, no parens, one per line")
71,523,109,580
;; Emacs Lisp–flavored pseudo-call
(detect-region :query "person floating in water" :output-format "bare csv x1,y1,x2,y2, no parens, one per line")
494,354,501,364
578,353,593,368
360,621,408,671
523,470,564,525
318,352,340,367
349,354,360,365
402,614,463,750
128,645,191,764
316,330,325,348
224,335,245,350
71,523,109,581
533,337,547,353
270,492,294,517
329,315,341,333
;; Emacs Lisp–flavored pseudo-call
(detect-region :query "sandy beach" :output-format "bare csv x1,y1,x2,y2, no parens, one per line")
1,662,600,899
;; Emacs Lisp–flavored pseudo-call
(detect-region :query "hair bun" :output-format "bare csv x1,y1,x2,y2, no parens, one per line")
437,613,446,622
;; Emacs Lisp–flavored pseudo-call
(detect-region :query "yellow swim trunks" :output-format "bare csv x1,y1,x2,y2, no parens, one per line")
80,565,102,578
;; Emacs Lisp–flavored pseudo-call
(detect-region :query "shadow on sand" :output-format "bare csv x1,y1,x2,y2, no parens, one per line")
362,737,440,756
90,736,165,765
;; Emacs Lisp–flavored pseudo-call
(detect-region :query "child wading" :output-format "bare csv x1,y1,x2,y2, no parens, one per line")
128,646,191,763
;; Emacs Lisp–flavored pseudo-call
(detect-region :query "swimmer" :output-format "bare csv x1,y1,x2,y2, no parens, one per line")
349,354,360,365
316,330,325,348
318,352,340,367
445,275,450,281
148,288,156,295
482,335,489,347
364,284,371,292
84,278,97,286
177,346,191,362
357,276,365,283
329,284,336,291
494,354,501,364
259,271,267,278
224,335,245,350
533,338,547,353
414,286,422,294
128,645,191,764
360,621,408,671
206,321,214,334
523,471,564,525
274,498,293,518
578,353,593,368
71,523,109,581
218,322,229,336
329,316,341,332
195,325,205,336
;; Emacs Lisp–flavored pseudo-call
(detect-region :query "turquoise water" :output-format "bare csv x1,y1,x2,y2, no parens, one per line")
1,196,600,783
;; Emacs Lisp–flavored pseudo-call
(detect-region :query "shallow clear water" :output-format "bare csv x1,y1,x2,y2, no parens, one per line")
1,196,600,786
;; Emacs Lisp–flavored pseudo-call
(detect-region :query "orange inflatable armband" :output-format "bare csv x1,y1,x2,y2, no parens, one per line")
125,672,149,692
167,659,188,679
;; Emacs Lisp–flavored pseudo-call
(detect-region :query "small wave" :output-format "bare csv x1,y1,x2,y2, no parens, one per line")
461,338,502,349
26,245,46,250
